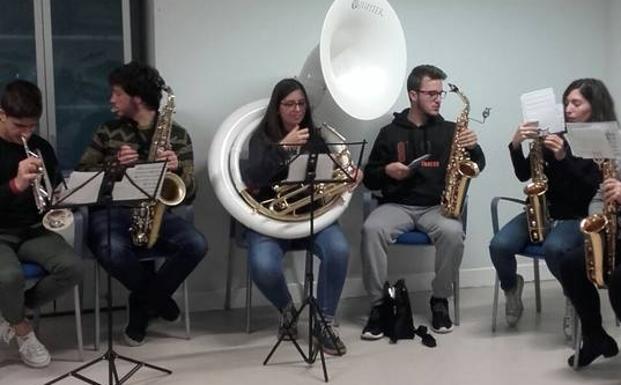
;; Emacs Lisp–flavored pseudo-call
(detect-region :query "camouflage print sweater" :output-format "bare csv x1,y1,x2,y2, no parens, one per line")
77,117,196,203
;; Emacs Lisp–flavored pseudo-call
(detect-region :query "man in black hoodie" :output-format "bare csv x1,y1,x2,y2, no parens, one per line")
0,80,81,368
360,65,485,337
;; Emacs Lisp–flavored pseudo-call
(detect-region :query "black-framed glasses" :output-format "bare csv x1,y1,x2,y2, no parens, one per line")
416,90,447,99
280,100,307,109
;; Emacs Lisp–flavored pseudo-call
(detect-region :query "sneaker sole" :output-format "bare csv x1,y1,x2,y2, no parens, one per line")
431,325,454,334
313,338,347,356
123,328,145,347
22,355,51,368
360,331,384,340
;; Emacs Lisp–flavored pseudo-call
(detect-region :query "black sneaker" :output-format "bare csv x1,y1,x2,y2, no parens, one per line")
314,322,347,356
361,305,384,340
278,302,298,340
157,296,181,322
124,292,149,346
430,297,453,334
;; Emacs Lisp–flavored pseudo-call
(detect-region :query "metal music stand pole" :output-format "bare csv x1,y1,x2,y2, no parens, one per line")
262,135,366,382
44,162,171,385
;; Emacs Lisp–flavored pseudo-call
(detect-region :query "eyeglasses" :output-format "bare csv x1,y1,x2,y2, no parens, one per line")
280,100,307,109
416,90,447,99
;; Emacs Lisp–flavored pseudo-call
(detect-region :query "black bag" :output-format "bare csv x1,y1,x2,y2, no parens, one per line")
381,279,436,347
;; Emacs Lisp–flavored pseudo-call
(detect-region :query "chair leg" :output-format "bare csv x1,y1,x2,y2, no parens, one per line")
183,280,191,339
534,258,542,313
94,263,100,351
573,313,582,370
453,271,460,326
224,240,235,311
33,308,41,334
492,274,500,332
245,255,253,333
73,285,84,361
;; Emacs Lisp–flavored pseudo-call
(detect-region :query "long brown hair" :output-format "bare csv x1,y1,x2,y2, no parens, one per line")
258,78,316,142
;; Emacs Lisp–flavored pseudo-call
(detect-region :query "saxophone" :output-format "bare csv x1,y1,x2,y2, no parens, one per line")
580,159,617,288
440,83,480,218
523,136,550,243
129,86,187,248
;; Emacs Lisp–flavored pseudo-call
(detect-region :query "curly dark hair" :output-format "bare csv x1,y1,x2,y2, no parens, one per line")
108,61,165,111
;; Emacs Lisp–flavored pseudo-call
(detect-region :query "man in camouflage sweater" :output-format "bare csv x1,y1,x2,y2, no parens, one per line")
77,62,207,346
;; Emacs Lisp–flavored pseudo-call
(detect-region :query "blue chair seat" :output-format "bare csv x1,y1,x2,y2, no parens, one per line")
22,262,46,280
395,230,432,245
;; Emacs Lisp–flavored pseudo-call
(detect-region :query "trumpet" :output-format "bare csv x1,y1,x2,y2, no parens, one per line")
21,136,74,231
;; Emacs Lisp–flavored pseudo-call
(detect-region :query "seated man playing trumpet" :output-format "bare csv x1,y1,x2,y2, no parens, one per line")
0,80,82,368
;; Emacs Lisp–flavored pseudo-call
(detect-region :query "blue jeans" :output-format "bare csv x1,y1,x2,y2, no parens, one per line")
88,207,207,300
246,223,349,318
489,212,583,291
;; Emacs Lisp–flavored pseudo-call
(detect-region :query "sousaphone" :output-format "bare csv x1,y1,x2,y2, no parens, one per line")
209,0,406,239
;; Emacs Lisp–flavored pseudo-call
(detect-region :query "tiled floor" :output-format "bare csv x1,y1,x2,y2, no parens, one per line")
1,281,620,385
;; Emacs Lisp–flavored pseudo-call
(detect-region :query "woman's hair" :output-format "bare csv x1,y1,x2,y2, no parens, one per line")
563,78,617,122
258,78,315,141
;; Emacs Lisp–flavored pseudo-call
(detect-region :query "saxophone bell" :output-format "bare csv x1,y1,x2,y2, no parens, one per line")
581,159,617,289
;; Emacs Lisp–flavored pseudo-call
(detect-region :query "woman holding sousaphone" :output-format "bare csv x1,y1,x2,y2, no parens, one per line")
241,78,362,356
556,78,621,368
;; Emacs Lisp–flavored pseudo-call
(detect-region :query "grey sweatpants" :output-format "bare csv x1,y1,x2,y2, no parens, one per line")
0,226,82,324
361,203,464,305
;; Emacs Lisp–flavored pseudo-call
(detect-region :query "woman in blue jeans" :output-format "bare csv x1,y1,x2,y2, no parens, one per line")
242,78,361,356
489,79,604,327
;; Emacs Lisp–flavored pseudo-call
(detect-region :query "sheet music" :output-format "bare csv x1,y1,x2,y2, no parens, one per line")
285,154,335,183
520,88,565,134
53,171,104,206
112,162,166,201
565,121,621,159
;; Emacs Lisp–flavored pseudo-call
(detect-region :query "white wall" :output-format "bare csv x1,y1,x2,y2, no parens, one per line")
148,0,614,310
609,0,621,103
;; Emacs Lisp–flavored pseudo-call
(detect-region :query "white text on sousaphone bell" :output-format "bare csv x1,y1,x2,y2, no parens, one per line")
351,0,384,17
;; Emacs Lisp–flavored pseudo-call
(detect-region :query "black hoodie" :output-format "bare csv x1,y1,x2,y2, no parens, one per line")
363,108,486,206
508,140,600,219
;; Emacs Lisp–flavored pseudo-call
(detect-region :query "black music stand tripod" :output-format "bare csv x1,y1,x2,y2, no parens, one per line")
45,161,171,385
262,134,366,382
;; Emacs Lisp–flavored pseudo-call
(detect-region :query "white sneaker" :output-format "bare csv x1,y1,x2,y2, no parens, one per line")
16,332,51,368
0,316,15,344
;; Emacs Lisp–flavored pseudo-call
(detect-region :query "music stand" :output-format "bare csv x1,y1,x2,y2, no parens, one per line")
45,161,171,385
261,129,366,382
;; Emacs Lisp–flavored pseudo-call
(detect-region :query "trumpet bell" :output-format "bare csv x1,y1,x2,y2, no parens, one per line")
42,209,74,232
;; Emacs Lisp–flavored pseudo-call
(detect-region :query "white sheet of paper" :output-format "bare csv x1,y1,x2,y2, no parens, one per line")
520,88,564,133
285,154,335,183
565,121,621,159
112,162,166,202
53,171,104,206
